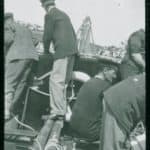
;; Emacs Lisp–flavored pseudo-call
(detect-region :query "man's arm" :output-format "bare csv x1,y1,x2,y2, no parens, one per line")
129,34,145,70
31,33,39,47
5,30,14,46
4,24,16,52
131,53,145,70
43,14,54,54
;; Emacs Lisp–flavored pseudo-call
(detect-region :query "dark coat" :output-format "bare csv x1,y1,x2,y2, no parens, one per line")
6,23,39,63
104,73,145,134
70,78,111,141
43,7,78,60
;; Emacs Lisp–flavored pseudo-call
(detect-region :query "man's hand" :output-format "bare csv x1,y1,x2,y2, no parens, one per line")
44,50,50,54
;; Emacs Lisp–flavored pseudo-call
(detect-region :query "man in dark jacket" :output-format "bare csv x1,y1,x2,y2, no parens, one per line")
40,0,78,119
119,29,145,80
99,73,145,150
69,65,118,142
5,13,39,120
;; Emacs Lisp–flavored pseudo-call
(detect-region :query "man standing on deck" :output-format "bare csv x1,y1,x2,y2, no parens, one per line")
40,0,78,148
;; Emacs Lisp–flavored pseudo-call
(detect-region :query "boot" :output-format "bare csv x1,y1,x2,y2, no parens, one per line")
44,120,64,150
31,119,54,150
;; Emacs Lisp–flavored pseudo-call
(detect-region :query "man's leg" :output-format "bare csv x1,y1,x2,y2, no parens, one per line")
49,55,75,117
99,99,128,150
45,55,74,149
44,120,64,150
12,60,34,113
5,59,34,120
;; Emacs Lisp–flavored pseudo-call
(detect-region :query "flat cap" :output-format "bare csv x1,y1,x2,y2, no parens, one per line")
5,12,13,20
40,0,55,6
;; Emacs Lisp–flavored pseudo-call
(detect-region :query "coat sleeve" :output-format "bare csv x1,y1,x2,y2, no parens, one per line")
4,24,15,52
43,14,54,53
128,36,142,53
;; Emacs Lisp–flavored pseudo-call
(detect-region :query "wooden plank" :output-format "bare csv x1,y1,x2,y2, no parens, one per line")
5,129,37,138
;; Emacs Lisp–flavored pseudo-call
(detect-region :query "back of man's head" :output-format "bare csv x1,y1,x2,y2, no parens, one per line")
103,65,118,73
5,12,14,23
96,63,118,74
4,12,15,31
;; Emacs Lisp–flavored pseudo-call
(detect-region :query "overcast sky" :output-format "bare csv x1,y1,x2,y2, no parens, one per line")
5,0,145,46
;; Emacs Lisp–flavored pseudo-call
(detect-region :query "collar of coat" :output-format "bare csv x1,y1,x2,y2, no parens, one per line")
47,6,55,13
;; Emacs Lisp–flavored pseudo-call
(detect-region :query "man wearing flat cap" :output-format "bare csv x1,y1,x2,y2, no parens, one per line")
39,0,78,148
5,13,39,121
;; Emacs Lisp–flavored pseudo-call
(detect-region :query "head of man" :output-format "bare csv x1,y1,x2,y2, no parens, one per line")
95,64,118,84
40,0,55,12
128,28,145,71
102,65,118,83
5,13,14,26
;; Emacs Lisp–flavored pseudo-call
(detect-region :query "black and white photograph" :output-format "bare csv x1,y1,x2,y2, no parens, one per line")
4,0,145,150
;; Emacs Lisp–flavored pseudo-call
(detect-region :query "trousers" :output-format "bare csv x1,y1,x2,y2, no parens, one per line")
5,59,34,111
49,55,75,116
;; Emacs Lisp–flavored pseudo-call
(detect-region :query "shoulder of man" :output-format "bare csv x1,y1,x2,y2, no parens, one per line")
15,22,26,29
44,10,54,22
129,29,144,41
15,22,31,33
5,23,16,33
51,7,70,19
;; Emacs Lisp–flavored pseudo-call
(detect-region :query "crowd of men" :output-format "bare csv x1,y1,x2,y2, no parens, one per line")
5,0,145,150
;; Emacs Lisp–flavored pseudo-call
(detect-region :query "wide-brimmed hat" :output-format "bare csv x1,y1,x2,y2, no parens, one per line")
5,12,13,20
40,0,55,6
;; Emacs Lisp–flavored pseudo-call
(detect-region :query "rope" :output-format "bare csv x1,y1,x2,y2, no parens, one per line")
14,116,35,132
30,87,50,96
36,71,51,80
11,113,42,150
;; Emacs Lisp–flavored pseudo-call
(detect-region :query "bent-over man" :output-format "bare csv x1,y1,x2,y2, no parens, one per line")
69,65,118,142
100,73,145,150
